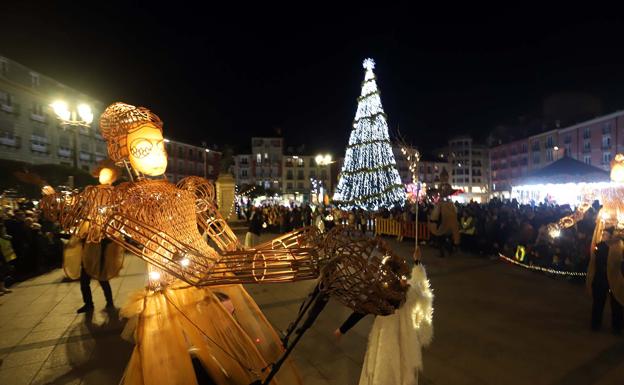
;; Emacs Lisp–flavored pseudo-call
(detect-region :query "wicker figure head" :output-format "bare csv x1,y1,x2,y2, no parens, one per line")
319,227,410,315
99,102,167,176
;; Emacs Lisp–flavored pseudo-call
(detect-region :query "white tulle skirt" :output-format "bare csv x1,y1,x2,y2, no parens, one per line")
359,264,434,385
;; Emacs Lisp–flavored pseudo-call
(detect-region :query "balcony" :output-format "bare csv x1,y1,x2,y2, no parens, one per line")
58,147,72,158
0,134,20,148
602,143,612,150
79,151,92,161
79,126,90,135
30,142,48,154
1,104,14,113
30,113,46,123
583,147,591,153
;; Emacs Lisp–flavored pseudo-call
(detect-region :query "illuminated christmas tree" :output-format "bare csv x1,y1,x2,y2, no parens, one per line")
333,58,405,211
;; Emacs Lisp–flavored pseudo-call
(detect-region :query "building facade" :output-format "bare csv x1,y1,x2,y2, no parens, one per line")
232,137,283,191
490,110,624,195
0,55,106,171
417,157,449,187
446,136,490,202
164,139,221,183
281,155,331,202
490,138,529,196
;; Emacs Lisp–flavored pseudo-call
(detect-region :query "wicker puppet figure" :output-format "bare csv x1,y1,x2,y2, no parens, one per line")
43,102,305,385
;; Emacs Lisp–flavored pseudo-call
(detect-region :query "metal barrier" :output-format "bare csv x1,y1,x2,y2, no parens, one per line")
374,218,430,241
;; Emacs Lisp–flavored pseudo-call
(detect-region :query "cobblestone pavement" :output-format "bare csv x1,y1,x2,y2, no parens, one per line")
1,234,623,384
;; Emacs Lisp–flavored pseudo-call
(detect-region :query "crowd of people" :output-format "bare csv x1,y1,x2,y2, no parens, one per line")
0,198,64,294
0,194,601,293
449,198,597,274
239,197,598,276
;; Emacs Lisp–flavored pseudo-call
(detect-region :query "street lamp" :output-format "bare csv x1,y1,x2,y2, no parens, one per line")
315,153,333,203
50,100,94,170
553,146,562,161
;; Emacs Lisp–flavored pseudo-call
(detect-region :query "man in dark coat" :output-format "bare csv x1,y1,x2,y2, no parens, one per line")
591,227,624,333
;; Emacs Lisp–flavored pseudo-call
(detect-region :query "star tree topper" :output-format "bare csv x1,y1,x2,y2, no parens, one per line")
363,58,376,71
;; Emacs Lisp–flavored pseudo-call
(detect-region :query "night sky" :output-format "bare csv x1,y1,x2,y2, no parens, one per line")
3,4,624,156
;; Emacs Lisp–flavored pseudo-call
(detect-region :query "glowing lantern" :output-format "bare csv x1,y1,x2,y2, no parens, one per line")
611,154,624,183
127,124,168,176
99,167,115,185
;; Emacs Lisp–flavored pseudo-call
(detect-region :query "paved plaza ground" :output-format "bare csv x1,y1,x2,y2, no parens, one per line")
1,233,624,384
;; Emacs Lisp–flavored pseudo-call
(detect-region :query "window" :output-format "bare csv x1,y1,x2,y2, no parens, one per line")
256,153,261,164
546,149,553,162
564,135,571,144
321,169,327,179
584,155,591,165
30,72,40,88
531,141,539,151
240,157,248,165
80,141,89,151
583,139,591,152
297,170,304,179
297,182,304,190
30,101,45,122
0,58,7,76
32,101,43,116
603,152,612,164
603,122,612,134
583,127,591,139
287,182,293,190
253,139,263,147
546,136,554,148
533,153,540,164
59,134,70,147
287,170,293,179
264,152,268,159
564,144,571,157
0,90,11,106
309,170,316,179
521,143,528,153
602,135,611,149
178,161,184,173
178,147,184,158
241,169,248,177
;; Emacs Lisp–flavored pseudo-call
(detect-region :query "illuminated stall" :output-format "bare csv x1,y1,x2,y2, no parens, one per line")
512,157,610,206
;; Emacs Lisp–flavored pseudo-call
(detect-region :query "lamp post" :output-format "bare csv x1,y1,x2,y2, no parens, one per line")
401,146,421,250
315,154,333,204
204,148,210,179
50,101,93,170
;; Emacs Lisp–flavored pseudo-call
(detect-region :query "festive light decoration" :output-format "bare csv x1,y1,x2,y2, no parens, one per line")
499,253,586,277
512,182,615,206
333,58,405,211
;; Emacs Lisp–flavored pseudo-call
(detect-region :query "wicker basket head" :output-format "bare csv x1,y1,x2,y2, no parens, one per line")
99,102,163,162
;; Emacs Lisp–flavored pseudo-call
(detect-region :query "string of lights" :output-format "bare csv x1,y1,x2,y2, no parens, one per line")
224,185,239,221
498,253,587,277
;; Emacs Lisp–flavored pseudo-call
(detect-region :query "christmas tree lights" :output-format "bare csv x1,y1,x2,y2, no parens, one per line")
333,58,405,211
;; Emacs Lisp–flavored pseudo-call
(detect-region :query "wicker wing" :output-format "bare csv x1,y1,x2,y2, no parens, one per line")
177,176,241,252
319,226,409,316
